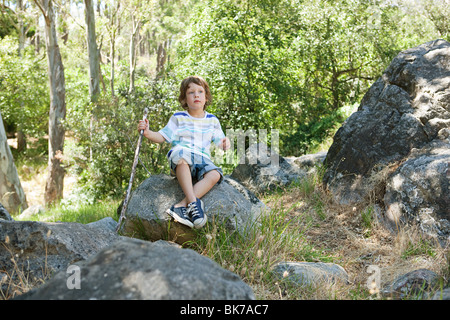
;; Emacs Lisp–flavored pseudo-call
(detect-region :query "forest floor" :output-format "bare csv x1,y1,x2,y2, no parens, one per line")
10,137,450,299
258,184,449,299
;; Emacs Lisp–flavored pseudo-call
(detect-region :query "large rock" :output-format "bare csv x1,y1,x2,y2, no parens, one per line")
17,237,255,300
231,142,326,194
322,39,450,243
383,134,450,242
119,174,266,243
0,220,120,291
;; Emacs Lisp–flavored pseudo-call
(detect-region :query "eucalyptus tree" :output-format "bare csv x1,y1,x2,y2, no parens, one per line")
0,109,28,213
0,0,40,152
34,0,66,206
84,0,101,102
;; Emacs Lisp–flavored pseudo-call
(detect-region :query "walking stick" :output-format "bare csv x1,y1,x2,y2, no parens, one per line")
116,107,148,233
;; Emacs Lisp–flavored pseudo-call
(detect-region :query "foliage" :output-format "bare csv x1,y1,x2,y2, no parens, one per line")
4,0,445,200
173,0,441,156
0,5,17,39
0,36,49,140
64,74,183,201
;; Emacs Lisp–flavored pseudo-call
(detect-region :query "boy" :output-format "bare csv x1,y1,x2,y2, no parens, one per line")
138,76,230,229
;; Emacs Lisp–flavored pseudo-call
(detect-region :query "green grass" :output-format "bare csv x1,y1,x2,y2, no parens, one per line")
361,205,375,237
15,200,120,224
401,238,437,260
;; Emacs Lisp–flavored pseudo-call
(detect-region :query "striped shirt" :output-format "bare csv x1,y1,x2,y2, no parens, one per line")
159,110,225,159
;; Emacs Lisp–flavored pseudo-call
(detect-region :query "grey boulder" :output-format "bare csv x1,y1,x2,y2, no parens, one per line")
231,142,326,194
322,39,450,244
17,237,255,300
119,174,267,243
0,220,121,287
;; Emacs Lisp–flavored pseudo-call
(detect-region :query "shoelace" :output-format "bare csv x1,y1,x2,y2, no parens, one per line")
187,203,200,219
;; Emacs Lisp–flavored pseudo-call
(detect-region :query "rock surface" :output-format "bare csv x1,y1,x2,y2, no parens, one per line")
0,220,121,287
384,135,450,240
87,216,119,233
16,204,46,220
119,174,267,243
230,142,326,194
17,237,255,300
432,287,450,300
322,39,450,244
382,268,441,299
272,261,349,287
0,202,13,221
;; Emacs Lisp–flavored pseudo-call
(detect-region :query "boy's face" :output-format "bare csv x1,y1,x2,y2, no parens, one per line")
185,83,206,111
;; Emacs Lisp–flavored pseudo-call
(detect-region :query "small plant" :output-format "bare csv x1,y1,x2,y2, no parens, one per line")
361,205,374,236
0,236,51,300
295,176,315,198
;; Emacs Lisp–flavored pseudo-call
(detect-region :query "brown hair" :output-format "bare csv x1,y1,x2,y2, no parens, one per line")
178,75,212,110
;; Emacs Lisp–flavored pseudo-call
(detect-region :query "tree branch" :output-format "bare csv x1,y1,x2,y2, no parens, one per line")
33,0,49,25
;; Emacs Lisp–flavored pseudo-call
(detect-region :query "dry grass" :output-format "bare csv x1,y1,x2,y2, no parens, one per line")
0,237,51,300
256,176,449,299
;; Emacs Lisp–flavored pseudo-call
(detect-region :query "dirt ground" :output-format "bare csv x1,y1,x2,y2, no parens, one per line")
8,137,77,209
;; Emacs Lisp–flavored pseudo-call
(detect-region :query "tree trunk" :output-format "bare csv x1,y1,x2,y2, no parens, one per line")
35,0,66,207
156,40,167,76
84,0,101,163
17,130,26,152
110,35,115,97
84,0,101,102
16,0,27,153
129,14,138,94
0,109,28,213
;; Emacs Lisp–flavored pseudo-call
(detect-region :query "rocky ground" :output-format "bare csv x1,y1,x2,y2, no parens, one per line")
260,183,449,299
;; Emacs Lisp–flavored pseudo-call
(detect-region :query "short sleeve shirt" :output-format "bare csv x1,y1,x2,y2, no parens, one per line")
158,111,225,159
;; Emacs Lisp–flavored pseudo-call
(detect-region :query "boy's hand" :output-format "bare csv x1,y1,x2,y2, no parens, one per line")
138,118,149,134
220,137,231,151
138,118,165,144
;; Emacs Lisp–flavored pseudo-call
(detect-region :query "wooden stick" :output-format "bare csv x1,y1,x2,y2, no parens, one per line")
116,107,148,233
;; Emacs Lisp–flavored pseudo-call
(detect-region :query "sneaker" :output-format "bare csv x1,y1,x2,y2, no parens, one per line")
166,205,193,228
186,198,207,229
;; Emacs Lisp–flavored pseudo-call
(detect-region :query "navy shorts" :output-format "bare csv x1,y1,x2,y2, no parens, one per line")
168,149,224,184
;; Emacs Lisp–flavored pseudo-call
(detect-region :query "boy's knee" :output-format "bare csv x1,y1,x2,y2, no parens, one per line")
174,158,191,175
207,170,221,183
176,158,189,166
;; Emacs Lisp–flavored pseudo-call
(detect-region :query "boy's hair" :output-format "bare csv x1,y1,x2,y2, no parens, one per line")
178,75,212,110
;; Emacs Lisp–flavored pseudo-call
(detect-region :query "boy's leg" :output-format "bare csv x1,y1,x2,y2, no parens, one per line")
175,168,221,208
193,169,221,198
174,159,197,208
186,170,220,229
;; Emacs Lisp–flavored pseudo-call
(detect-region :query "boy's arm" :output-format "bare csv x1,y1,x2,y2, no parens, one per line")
138,119,165,144
212,118,230,150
